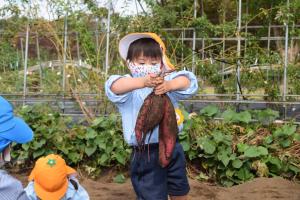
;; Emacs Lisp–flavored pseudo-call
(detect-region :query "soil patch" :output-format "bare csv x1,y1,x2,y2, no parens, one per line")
11,172,300,200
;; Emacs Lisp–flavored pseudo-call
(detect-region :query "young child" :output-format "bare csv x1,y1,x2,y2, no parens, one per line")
105,33,198,200
0,96,34,200
24,154,89,200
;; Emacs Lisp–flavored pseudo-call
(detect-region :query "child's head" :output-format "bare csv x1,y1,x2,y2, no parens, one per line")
0,96,33,166
28,154,76,200
127,38,162,65
119,33,175,77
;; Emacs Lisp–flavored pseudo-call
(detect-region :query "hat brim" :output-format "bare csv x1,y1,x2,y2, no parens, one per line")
119,33,152,60
34,179,69,200
66,165,77,175
119,33,175,70
0,117,33,144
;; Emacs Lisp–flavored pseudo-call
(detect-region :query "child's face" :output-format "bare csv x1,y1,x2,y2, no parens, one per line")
132,55,162,66
128,55,163,77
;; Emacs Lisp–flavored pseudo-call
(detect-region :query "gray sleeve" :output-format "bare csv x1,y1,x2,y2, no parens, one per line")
0,171,29,200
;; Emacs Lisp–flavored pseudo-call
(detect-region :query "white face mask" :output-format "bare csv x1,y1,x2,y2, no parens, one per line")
128,62,161,78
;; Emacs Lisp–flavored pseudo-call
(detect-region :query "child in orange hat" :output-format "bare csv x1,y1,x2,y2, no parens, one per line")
24,154,89,200
105,33,198,200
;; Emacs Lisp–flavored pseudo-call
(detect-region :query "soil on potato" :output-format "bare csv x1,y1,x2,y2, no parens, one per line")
12,171,300,200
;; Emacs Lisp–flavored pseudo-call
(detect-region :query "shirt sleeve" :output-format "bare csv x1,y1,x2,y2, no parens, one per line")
66,178,90,200
105,74,132,105
165,70,198,102
24,182,37,200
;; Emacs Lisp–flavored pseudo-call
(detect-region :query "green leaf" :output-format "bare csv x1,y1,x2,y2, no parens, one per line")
264,135,273,144
106,144,114,154
22,143,30,151
244,146,260,158
200,105,219,117
92,117,104,127
232,159,243,169
201,138,216,154
113,174,126,184
274,125,297,138
188,150,197,160
268,157,282,170
237,111,252,124
273,129,283,138
280,139,291,148
236,167,254,181
237,143,249,153
221,179,234,187
67,152,81,164
217,152,230,167
254,109,279,125
225,169,235,177
294,133,300,141
85,145,97,156
195,172,209,181
180,140,190,151
97,141,106,150
282,124,297,136
257,146,268,156
212,130,224,144
222,109,236,123
99,153,109,165
289,165,300,174
86,128,97,139
33,148,45,159
32,140,46,150
115,152,126,165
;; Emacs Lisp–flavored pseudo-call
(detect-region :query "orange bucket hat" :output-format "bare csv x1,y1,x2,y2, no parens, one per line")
119,32,175,70
28,154,76,200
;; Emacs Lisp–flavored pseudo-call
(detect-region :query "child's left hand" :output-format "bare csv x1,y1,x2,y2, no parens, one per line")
154,80,171,95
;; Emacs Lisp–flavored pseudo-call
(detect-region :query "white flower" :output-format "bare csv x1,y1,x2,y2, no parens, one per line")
188,112,197,119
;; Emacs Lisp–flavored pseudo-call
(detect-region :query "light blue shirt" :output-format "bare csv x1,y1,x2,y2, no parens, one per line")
105,70,198,146
0,170,29,200
24,179,89,200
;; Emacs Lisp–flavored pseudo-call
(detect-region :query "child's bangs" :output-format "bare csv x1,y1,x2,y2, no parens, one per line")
127,38,162,61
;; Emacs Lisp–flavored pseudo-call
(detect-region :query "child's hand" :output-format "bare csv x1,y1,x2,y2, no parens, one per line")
143,74,164,88
154,80,172,95
143,74,159,87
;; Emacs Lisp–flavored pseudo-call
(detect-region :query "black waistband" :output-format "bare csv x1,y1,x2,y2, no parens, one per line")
131,142,159,150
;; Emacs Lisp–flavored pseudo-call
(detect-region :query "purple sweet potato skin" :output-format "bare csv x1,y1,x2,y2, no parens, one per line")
135,92,178,167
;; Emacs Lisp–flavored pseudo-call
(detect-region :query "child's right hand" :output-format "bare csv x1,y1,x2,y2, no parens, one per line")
143,74,163,88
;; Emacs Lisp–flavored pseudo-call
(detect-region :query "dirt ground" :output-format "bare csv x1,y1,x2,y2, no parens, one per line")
13,171,300,200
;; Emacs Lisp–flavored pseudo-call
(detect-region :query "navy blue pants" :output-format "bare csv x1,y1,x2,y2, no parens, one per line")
130,142,190,200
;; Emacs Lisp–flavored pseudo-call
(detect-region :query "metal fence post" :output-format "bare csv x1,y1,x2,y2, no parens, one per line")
283,0,289,102
105,1,112,79
36,32,42,88
23,23,30,105
192,0,197,74
62,11,68,112
236,0,242,101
